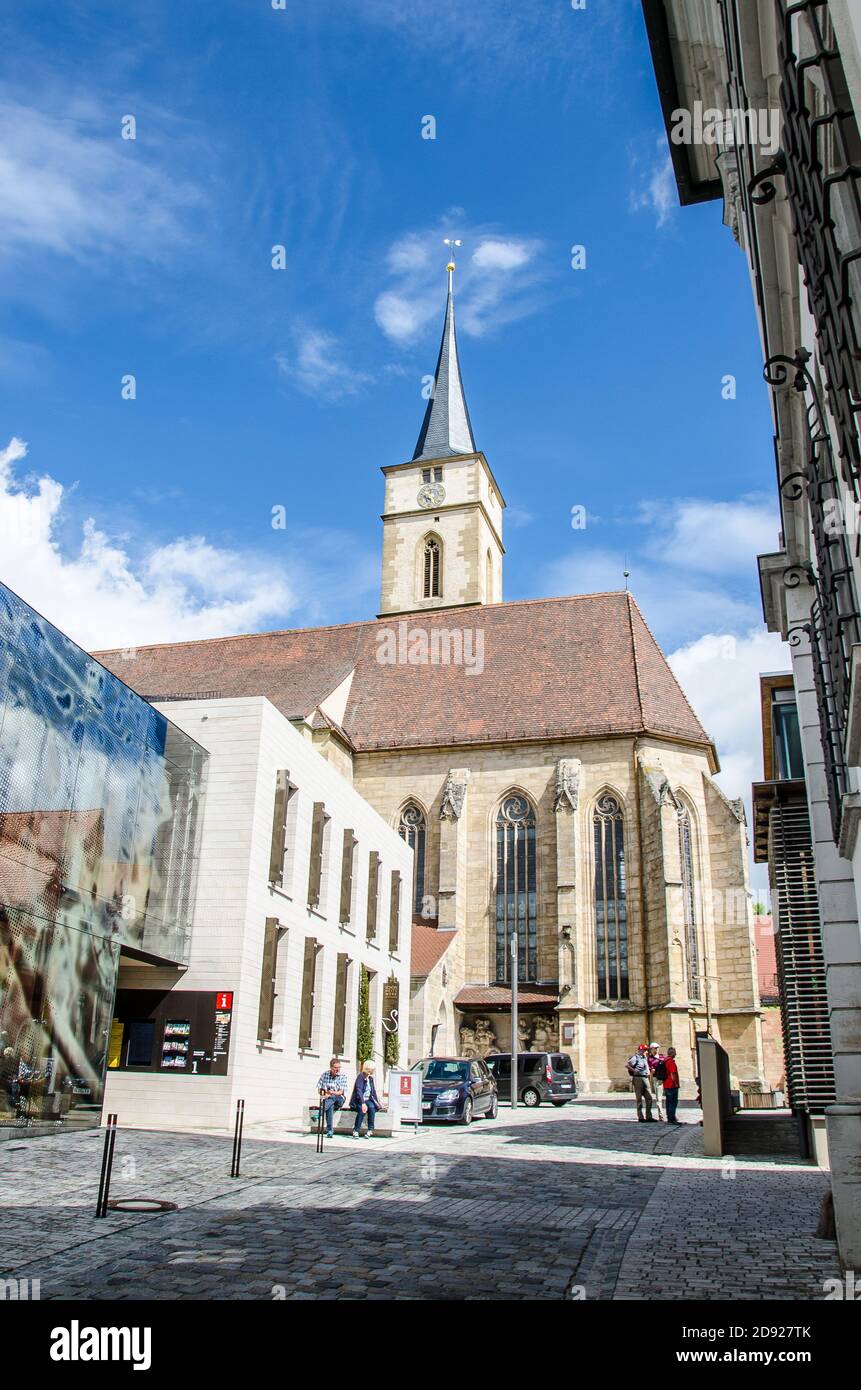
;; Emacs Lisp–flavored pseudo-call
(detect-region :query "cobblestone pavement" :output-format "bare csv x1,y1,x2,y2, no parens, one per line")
0,1098,840,1300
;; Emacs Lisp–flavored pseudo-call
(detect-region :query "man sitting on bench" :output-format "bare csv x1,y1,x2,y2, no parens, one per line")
317,1057,347,1138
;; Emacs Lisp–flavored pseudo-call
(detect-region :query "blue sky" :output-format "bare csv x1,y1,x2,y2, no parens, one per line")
0,0,786,847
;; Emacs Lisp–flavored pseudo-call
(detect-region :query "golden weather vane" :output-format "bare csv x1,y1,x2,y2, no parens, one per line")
443,236,461,290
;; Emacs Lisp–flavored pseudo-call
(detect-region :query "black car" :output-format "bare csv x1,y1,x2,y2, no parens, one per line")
412,1056,498,1124
485,1052,578,1107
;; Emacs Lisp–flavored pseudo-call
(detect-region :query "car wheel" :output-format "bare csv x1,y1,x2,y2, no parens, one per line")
485,1093,498,1119
459,1097,473,1125
522,1087,541,1108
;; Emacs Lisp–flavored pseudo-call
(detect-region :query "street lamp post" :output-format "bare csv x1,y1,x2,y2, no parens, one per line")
511,929,518,1110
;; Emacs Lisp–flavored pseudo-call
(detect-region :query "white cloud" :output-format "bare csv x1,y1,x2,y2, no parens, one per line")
374,219,546,346
472,239,531,271
276,327,372,400
0,98,205,266
0,437,294,650
631,144,676,229
639,495,778,575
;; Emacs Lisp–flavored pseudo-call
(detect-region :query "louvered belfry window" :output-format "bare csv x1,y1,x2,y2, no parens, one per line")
423,538,441,598
594,794,628,1001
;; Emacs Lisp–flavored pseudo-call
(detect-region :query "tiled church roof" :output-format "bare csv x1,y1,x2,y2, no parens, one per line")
93,592,713,757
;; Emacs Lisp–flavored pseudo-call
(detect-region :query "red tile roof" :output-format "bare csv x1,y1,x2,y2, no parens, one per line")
93,593,713,758
455,984,560,1008
411,922,455,978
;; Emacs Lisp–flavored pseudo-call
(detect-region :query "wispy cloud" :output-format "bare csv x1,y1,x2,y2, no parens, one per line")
275,326,373,400
374,218,547,346
0,97,206,267
630,140,676,229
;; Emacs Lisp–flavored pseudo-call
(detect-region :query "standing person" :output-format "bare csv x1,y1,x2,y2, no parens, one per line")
663,1046,682,1125
648,1042,667,1120
626,1044,655,1122
350,1060,381,1138
317,1057,347,1138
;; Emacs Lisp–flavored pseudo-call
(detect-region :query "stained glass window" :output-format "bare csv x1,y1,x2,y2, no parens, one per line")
495,795,537,983
594,794,628,1000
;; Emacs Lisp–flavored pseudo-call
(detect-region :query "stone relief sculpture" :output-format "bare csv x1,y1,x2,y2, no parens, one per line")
473,1016,499,1057
554,757,582,812
530,1015,557,1052
440,768,470,821
459,1024,478,1058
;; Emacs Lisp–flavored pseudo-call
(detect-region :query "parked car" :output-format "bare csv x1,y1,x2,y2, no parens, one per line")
484,1052,578,1107
411,1056,498,1124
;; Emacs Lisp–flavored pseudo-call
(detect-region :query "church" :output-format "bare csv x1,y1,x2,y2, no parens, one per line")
97,262,765,1096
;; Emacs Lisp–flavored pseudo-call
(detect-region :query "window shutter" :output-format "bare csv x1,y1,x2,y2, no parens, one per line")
257,917,280,1042
268,771,291,886
339,829,357,924
299,937,319,1050
332,952,350,1056
307,801,325,907
389,869,401,953
366,851,380,940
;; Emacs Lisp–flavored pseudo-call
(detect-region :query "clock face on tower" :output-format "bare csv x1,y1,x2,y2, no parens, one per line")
417,482,446,509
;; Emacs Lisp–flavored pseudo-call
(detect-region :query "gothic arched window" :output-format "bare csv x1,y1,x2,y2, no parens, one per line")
495,794,537,983
398,803,427,916
485,549,493,602
594,793,628,1000
678,807,701,1000
423,537,441,599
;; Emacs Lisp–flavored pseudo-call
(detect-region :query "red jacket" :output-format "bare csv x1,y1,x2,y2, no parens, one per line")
663,1057,680,1090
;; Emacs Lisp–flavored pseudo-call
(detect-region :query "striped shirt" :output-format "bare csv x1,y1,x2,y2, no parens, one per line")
318,1069,346,1094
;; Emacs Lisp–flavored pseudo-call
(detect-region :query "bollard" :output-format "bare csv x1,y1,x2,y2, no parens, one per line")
230,1098,245,1177
96,1113,118,1218
316,1098,325,1154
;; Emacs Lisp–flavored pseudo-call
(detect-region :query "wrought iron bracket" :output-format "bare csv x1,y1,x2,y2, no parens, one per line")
748,150,787,205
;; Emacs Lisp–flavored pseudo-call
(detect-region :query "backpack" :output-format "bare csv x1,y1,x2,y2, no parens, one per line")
654,1060,668,1082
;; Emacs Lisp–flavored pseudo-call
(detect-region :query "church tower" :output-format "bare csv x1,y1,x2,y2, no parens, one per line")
379,255,505,617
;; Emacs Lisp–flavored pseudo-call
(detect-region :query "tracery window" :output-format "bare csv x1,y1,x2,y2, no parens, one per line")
423,537,441,599
678,807,701,1000
398,803,427,916
594,793,628,1000
495,795,537,983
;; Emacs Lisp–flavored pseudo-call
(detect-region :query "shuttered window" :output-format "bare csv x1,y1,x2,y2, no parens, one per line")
298,937,320,1050
339,828,357,924
307,802,327,908
366,851,380,941
257,917,284,1042
332,952,350,1056
389,870,401,953
268,771,294,887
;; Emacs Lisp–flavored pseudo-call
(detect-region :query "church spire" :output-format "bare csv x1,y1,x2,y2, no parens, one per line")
412,248,477,462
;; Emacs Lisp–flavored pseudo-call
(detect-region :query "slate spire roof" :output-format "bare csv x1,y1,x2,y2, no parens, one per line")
412,279,477,462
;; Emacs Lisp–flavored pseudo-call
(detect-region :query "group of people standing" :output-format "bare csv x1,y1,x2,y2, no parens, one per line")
626,1042,682,1124
317,1057,382,1138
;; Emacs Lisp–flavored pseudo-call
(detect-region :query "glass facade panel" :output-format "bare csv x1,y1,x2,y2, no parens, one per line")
0,582,206,1134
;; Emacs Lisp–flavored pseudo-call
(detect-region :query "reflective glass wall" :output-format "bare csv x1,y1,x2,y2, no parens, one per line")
0,583,206,1132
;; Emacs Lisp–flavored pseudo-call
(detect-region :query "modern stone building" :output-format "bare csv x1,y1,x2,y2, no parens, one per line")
96,269,765,1098
642,0,861,1266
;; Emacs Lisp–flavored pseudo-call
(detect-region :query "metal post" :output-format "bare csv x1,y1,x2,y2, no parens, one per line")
511,930,519,1110
95,1113,118,1218
316,1095,325,1155
230,1098,245,1177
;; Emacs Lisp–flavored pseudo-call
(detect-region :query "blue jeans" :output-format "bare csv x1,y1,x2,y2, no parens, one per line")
353,1101,378,1134
322,1095,344,1134
664,1087,679,1123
